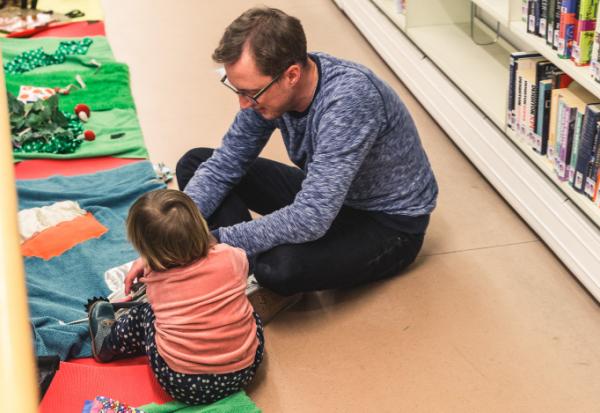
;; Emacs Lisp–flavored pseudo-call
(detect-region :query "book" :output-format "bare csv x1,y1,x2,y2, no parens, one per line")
572,0,598,65
540,0,549,37
585,124,600,197
590,5,600,80
536,78,555,153
573,104,600,191
568,107,585,182
555,99,577,180
529,0,541,34
557,0,580,58
548,88,564,163
547,0,558,44
553,0,564,49
508,52,542,130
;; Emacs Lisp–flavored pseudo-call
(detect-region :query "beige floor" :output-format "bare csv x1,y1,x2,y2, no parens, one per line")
102,1,600,412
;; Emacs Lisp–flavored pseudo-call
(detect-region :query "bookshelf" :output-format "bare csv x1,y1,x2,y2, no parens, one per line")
335,0,600,301
509,21,600,97
406,21,515,129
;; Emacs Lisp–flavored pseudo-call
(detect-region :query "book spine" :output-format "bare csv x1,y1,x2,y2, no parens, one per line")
584,121,600,197
540,0,549,36
554,98,566,166
553,0,564,49
528,76,539,146
517,74,524,135
590,7,600,80
508,56,517,128
591,129,600,197
537,82,554,154
568,108,584,183
572,0,598,65
573,106,600,191
557,0,580,58
529,0,539,33
548,89,562,162
547,0,557,44
522,77,530,140
557,104,576,180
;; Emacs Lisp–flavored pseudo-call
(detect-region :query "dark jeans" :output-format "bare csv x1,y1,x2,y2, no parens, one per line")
176,148,425,296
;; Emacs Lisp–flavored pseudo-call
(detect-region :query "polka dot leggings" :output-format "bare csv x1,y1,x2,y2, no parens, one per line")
108,303,265,405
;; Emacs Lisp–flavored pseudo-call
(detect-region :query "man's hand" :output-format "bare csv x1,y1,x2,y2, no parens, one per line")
124,257,145,294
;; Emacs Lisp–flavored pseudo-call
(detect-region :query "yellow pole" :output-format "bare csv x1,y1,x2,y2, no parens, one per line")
0,53,39,409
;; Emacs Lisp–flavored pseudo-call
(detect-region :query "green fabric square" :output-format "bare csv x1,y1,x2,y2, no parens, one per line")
138,391,261,413
12,108,148,162
5,62,135,112
1,36,115,74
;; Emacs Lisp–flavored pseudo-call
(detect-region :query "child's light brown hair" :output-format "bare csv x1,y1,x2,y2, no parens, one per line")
127,189,211,272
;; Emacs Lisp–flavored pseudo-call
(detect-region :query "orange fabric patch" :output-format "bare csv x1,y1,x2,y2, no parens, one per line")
21,212,108,260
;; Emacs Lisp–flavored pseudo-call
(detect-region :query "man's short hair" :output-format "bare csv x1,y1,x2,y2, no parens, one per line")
213,7,308,78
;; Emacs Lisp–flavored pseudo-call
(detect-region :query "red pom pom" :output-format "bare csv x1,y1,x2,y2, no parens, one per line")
74,103,91,121
83,130,96,141
74,103,90,116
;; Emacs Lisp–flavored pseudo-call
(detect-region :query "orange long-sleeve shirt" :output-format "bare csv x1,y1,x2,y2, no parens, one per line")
141,243,258,374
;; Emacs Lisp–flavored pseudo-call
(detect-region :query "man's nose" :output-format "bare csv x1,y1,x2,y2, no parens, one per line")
239,95,254,110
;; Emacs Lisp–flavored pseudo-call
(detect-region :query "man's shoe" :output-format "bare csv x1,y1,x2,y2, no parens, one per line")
88,300,117,363
246,275,303,324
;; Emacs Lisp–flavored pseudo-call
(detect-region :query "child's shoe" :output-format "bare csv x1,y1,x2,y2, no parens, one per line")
88,300,117,363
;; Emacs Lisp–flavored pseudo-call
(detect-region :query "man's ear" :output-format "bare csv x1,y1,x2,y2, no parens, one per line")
285,64,302,87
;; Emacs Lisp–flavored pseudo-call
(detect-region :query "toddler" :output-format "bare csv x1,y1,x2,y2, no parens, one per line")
88,189,264,404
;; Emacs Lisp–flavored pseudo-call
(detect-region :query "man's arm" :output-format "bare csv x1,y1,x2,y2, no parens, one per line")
219,81,386,255
184,109,275,218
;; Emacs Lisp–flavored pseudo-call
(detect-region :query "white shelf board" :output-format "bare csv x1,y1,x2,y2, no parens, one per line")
505,128,600,228
509,21,600,99
472,0,510,26
407,21,516,130
370,0,406,30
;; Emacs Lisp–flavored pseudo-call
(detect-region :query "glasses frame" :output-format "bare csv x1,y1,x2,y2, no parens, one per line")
220,72,283,105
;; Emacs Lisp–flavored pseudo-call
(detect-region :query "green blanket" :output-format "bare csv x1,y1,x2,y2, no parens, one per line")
139,391,260,413
5,62,135,111
1,36,114,74
12,108,148,162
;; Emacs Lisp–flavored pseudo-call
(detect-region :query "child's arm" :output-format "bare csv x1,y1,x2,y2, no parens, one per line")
124,257,146,294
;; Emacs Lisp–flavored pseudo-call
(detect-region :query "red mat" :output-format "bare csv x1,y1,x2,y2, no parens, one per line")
14,157,141,180
40,357,172,413
7,21,106,38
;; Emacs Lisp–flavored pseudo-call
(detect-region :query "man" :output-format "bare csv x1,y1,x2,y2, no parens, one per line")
175,7,438,300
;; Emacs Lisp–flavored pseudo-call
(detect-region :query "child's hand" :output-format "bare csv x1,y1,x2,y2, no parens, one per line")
124,257,145,294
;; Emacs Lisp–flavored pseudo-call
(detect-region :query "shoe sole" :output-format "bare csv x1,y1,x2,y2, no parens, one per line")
87,301,103,363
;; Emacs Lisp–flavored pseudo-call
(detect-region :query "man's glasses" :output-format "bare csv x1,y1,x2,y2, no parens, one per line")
220,72,283,105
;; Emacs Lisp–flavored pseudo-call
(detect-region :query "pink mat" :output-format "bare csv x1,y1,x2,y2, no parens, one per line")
14,157,141,180
7,21,105,38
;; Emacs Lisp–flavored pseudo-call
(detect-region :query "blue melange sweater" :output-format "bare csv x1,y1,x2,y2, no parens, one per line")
185,52,438,256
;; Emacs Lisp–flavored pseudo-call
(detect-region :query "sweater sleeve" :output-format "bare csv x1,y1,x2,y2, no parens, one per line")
184,109,275,218
219,77,386,255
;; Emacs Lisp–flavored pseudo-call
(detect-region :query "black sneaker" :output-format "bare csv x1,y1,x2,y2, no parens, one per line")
88,300,117,363
246,275,302,324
